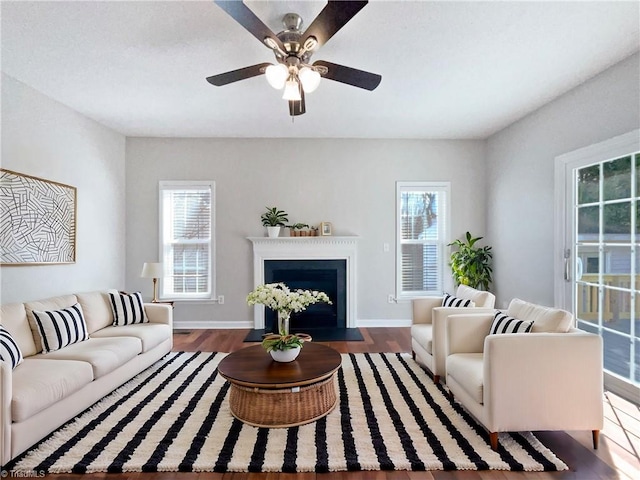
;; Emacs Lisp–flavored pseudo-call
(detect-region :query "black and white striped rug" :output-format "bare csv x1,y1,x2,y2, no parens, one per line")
10,352,568,473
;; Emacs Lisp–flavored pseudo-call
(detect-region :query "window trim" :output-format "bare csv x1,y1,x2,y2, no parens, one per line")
395,181,451,300
158,180,216,301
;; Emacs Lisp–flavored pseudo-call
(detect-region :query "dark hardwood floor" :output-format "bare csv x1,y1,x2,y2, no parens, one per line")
34,328,639,480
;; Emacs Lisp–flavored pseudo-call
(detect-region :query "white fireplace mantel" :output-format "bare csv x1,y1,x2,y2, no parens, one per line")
248,236,359,329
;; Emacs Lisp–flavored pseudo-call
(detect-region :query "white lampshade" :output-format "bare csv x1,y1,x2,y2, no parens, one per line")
141,262,163,279
265,64,288,89
299,67,321,93
282,79,301,101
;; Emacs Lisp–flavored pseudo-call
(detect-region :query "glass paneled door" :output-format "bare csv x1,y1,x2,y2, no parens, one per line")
557,132,639,400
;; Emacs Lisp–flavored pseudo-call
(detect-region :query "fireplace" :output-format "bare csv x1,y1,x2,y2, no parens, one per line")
264,259,346,332
249,236,358,329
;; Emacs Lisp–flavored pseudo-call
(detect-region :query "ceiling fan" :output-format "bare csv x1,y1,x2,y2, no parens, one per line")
206,0,382,117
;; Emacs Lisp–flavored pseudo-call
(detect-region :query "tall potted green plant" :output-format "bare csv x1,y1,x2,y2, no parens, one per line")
448,231,493,290
260,207,288,238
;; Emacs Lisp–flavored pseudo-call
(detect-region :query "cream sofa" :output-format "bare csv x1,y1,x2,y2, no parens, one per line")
0,291,173,466
445,298,603,451
411,285,496,383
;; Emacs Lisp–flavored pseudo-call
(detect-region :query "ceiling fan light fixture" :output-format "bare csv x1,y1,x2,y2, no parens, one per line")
282,78,301,101
299,67,321,93
265,63,288,89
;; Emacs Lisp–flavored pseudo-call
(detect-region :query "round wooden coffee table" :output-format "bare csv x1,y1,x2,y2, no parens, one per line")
217,342,342,428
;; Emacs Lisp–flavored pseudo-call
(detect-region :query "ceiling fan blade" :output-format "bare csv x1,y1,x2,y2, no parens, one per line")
302,1,368,49
288,85,306,116
206,62,271,86
214,0,285,52
313,60,381,91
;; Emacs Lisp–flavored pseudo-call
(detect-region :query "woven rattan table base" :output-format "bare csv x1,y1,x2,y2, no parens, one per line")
228,375,338,428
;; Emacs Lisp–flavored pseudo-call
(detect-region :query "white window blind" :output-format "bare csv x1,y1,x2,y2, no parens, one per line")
396,182,449,298
159,181,215,300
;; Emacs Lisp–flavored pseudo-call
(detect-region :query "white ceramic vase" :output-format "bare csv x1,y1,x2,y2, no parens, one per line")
270,346,301,362
266,226,280,238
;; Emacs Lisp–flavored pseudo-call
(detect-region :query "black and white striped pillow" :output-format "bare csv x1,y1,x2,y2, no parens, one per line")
109,291,148,326
490,311,534,335
0,325,24,369
442,293,475,308
32,303,89,353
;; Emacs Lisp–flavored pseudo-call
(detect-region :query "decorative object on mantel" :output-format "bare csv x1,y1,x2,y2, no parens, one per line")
320,221,332,236
0,169,77,265
140,262,164,302
287,222,310,236
448,231,493,290
246,282,331,362
260,206,288,238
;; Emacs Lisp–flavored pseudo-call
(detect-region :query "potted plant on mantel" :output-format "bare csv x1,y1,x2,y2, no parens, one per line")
246,282,331,362
448,231,493,290
260,206,288,238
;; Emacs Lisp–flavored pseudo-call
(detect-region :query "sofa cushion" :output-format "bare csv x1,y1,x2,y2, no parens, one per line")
91,323,171,352
455,285,495,308
76,291,115,334
507,298,573,333
0,303,37,357
35,337,142,378
442,293,475,308
0,325,23,368
490,311,533,335
32,303,89,353
410,324,433,354
446,353,484,404
25,294,78,353
12,358,94,422
109,291,148,326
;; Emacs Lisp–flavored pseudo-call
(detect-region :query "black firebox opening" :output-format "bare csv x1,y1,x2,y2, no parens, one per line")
264,259,347,333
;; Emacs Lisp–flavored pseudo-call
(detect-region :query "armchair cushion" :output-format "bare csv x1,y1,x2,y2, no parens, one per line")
442,293,475,308
489,311,533,335
456,285,496,308
446,353,484,404
507,298,573,333
410,324,433,354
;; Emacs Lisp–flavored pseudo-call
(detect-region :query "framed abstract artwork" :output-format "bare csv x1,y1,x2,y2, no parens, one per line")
0,169,77,265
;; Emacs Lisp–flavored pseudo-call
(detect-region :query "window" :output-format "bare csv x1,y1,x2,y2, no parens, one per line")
159,181,215,300
396,182,450,298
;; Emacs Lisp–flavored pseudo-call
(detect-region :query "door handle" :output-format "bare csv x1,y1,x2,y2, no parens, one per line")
564,249,571,282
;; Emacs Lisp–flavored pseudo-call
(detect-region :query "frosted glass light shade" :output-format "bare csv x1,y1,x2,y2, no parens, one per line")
141,262,163,278
282,79,301,101
299,67,321,93
265,64,288,89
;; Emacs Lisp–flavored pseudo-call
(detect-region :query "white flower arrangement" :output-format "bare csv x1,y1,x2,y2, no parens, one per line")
246,282,331,314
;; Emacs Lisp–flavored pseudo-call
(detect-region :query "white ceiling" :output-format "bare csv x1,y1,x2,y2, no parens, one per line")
2,1,638,139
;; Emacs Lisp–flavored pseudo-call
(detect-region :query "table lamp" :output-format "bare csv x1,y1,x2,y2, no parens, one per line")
141,262,163,303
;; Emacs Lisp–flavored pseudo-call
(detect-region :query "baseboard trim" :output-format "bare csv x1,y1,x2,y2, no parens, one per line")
357,318,412,327
173,320,253,329
173,319,412,329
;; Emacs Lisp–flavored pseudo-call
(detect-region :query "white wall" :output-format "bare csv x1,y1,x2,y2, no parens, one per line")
486,53,640,308
0,75,126,303
125,138,486,326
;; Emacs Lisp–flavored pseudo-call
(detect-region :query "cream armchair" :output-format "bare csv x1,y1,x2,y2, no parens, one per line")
445,299,603,451
411,285,496,383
